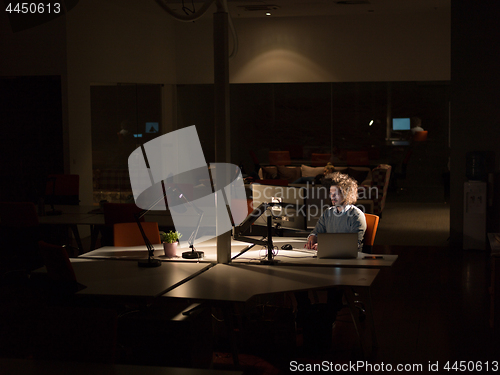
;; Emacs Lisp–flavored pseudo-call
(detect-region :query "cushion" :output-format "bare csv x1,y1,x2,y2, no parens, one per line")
260,166,278,179
277,166,301,182
301,165,324,178
347,168,369,185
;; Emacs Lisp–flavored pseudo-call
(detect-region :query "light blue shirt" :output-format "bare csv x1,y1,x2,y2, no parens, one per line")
310,205,367,250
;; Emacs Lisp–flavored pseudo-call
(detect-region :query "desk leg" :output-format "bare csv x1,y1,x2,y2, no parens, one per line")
90,225,100,250
69,224,83,255
344,286,378,359
343,287,366,358
364,288,378,350
221,302,239,368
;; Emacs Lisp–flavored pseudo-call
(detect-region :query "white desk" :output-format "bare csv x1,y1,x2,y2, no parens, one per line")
38,205,176,253
162,263,379,302
79,236,251,263
162,263,379,357
81,236,397,267
68,259,212,298
233,248,398,267
38,205,101,253
232,236,398,267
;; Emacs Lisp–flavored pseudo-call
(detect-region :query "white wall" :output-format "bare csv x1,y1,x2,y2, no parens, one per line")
66,0,177,205
174,9,450,84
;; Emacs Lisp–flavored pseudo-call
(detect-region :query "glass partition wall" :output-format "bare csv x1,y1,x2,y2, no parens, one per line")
177,81,450,179
90,84,162,203
91,81,450,203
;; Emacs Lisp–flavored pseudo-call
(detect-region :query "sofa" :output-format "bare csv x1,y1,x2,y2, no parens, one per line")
256,164,391,217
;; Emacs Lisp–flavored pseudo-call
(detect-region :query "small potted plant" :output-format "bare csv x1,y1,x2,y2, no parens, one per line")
160,230,182,257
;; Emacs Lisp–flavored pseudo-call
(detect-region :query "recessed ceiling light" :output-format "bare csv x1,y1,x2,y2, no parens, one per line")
266,12,271,16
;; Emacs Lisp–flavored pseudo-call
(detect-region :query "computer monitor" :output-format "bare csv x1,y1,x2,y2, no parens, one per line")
251,184,306,231
392,118,411,131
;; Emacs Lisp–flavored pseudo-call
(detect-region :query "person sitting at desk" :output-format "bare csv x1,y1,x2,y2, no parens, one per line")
297,172,366,348
305,171,366,251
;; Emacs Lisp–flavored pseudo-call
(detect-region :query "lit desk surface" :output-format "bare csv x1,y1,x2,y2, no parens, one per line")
233,236,398,266
162,263,379,303
80,236,397,267
68,259,211,298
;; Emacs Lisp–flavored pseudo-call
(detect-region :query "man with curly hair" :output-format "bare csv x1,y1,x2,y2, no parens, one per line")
296,172,367,350
305,171,366,251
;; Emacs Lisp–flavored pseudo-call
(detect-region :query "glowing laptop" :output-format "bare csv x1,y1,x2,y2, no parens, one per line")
316,233,359,259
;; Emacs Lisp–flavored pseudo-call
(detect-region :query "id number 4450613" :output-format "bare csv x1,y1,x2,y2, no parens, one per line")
444,361,498,372
5,3,61,14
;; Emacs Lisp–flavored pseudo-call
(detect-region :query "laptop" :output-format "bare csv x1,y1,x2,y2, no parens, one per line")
316,233,359,259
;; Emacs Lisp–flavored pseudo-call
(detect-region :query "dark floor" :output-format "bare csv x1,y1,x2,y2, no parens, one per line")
2,242,498,374
212,245,500,374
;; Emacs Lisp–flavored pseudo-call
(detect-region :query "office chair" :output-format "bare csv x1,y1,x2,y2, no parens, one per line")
113,222,161,247
363,213,380,254
91,203,145,248
413,130,428,142
345,213,380,321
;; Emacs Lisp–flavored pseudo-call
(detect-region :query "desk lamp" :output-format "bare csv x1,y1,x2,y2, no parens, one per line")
134,184,188,267
232,202,277,264
176,190,205,260
134,192,167,268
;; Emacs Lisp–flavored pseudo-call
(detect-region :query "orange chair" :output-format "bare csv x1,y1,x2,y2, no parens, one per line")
103,203,143,226
413,130,428,142
113,222,161,247
92,203,145,248
363,213,380,253
268,151,291,166
311,153,332,167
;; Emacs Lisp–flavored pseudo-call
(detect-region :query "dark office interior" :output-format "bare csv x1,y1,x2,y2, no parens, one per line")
1,1,500,374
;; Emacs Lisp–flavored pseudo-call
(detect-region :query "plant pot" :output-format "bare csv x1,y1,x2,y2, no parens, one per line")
163,242,177,257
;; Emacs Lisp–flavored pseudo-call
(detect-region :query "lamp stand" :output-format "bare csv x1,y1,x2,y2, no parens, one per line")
138,258,162,268
260,214,279,265
182,245,204,259
181,199,204,259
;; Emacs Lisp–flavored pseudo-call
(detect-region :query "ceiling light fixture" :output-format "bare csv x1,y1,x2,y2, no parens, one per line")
265,12,271,16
